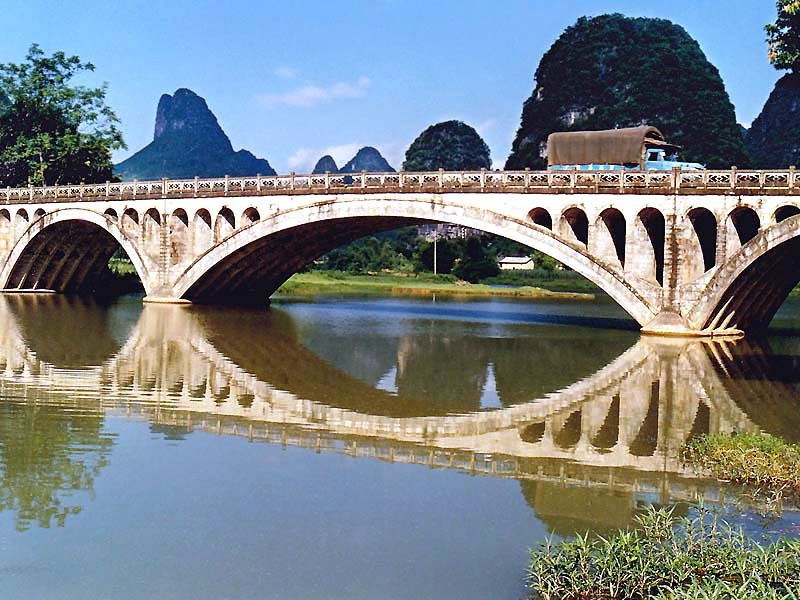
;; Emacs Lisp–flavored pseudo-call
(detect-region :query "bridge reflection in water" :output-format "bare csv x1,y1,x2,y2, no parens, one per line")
0,295,799,533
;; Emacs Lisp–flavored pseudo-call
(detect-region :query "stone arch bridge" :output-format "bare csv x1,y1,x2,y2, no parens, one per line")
1,168,798,335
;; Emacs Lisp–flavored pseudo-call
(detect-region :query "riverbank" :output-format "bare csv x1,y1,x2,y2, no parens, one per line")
683,433,800,493
275,271,595,300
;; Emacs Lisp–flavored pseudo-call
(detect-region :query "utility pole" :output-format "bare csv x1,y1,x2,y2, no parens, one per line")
433,231,438,275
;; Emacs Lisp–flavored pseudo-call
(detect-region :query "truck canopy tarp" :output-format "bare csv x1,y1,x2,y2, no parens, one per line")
547,126,668,166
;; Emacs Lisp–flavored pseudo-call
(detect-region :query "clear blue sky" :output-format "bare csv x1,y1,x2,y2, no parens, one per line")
1,1,781,173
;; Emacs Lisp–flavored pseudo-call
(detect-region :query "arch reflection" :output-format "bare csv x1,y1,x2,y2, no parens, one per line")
1,295,799,531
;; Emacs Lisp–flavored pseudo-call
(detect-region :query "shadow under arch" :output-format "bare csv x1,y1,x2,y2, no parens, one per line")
0,208,150,295
689,217,800,332
171,199,656,325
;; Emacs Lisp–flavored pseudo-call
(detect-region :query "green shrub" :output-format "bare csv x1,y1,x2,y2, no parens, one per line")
683,433,800,490
528,507,800,599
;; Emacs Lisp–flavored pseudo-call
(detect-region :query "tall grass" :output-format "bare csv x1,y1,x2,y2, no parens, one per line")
683,433,800,491
528,507,800,599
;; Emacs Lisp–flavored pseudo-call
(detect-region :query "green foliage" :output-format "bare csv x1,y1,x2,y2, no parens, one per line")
452,236,500,282
683,433,800,491
403,120,491,171
746,73,800,168
322,236,411,274
528,506,800,600
767,1,800,72
506,14,749,170
481,269,598,292
0,44,125,187
414,238,461,273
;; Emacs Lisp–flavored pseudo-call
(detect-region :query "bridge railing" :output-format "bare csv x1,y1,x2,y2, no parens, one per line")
1,168,798,203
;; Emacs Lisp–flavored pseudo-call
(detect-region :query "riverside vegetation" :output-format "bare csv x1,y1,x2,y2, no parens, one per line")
527,507,800,600
528,432,800,599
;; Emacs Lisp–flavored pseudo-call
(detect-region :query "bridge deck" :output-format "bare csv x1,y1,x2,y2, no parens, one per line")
3,168,798,204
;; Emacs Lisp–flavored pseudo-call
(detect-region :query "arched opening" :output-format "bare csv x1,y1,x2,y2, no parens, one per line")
144,208,161,227
242,207,260,226
171,208,188,227
104,208,118,220
687,207,717,276
122,208,139,236
169,209,190,265
560,207,588,246
775,205,800,223
15,209,29,228
727,207,760,248
631,208,665,285
528,207,552,230
701,236,800,333
5,219,143,295
215,208,235,242
0,210,11,253
172,203,656,326
553,410,582,449
33,208,46,220
142,209,162,260
595,208,625,268
193,209,213,254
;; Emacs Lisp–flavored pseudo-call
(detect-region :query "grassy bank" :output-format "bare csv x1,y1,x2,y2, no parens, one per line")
275,271,595,300
481,269,600,293
683,433,800,492
528,507,800,600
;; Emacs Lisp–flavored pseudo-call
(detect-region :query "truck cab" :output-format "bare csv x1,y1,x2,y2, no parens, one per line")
644,147,704,171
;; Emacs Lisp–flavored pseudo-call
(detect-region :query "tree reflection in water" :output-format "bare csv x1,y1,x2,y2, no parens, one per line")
0,400,114,531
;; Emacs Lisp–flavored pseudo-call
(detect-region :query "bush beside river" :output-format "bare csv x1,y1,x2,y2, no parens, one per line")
684,433,800,492
528,507,800,600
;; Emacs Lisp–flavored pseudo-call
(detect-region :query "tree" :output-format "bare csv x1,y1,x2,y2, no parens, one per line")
403,120,491,171
453,237,500,282
0,44,125,187
414,238,461,273
766,1,800,72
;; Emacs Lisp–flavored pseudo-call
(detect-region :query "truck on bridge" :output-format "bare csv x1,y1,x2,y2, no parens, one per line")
546,125,704,171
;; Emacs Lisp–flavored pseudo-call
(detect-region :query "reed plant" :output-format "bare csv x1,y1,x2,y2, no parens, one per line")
527,507,800,599
683,433,800,491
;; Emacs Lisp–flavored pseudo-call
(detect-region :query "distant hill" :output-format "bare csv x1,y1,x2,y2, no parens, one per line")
746,73,800,168
339,147,395,173
312,155,339,174
115,88,275,180
506,14,749,169
403,120,491,171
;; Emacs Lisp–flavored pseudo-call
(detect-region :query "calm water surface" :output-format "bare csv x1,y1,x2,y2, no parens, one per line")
1,292,799,599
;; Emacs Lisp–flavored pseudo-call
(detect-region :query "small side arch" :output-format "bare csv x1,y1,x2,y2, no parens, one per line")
15,209,29,227
686,207,717,277
33,208,46,220
774,205,800,223
726,206,760,249
560,207,588,245
629,208,665,285
215,207,235,242
595,208,626,268
242,207,260,226
528,207,552,230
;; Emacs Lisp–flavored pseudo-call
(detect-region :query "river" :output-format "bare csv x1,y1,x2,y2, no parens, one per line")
0,292,799,599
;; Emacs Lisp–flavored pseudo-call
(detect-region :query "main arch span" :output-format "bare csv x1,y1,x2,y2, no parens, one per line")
0,169,797,336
